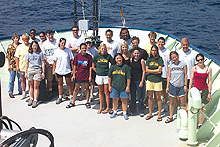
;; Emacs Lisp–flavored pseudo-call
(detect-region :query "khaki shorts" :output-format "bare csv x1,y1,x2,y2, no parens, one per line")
28,68,42,81
46,66,53,81
201,89,209,105
146,80,162,91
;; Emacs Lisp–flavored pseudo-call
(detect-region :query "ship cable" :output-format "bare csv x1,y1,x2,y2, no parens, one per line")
189,0,220,50
120,0,126,27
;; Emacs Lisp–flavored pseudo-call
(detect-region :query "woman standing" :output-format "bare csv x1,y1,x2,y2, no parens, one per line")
165,51,187,123
129,48,146,116
189,53,212,128
15,33,30,99
53,38,74,105
120,41,131,66
6,33,22,98
92,44,113,114
67,43,92,109
145,45,164,121
108,53,131,120
25,41,45,108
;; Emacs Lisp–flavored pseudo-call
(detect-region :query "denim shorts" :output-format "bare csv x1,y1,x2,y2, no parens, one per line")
110,87,129,99
169,83,185,97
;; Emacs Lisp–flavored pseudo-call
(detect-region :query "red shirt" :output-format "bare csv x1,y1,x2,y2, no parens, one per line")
73,53,92,80
193,66,208,91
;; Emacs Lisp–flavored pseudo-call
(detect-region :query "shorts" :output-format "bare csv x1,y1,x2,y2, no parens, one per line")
169,83,185,97
91,69,96,80
95,75,108,85
28,68,42,81
200,89,209,105
46,66,53,81
162,78,167,90
110,87,129,98
56,73,71,78
75,80,89,83
146,80,162,91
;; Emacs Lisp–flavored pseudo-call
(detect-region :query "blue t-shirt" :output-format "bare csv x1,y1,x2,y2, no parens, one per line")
25,52,45,68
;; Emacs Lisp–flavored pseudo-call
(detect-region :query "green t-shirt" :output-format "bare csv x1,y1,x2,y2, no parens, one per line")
146,57,164,83
108,64,131,90
93,53,113,76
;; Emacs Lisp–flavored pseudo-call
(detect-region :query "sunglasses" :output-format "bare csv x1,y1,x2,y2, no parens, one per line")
86,41,92,44
72,29,78,32
39,36,45,38
196,59,204,62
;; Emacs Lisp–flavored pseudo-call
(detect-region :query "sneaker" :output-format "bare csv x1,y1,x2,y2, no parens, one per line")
32,101,38,108
56,98,62,104
21,95,26,100
9,94,15,98
123,114,129,120
139,113,145,117
28,99,33,106
110,113,117,119
164,104,168,112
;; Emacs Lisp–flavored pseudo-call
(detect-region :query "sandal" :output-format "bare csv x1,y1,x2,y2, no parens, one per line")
85,103,91,109
66,103,75,109
102,109,109,114
109,110,113,114
97,109,102,114
157,117,162,122
165,117,173,123
145,115,153,120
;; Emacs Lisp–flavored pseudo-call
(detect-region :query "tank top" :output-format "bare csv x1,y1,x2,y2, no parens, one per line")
130,57,142,81
193,66,208,91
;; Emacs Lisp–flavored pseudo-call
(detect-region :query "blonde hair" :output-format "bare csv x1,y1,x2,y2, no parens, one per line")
120,41,131,57
21,33,30,40
98,43,107,54
148,31,157,38
181,38,189,44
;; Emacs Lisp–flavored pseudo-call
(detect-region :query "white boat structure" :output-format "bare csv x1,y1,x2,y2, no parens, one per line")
0,0,220,146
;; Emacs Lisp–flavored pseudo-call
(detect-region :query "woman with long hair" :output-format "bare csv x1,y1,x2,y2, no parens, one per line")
189,53,212,128
92,43,113,114
120,41,131,65
145,45,164,121
25,41,45,108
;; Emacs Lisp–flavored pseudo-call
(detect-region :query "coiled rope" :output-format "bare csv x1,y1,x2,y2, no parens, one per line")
189,0,220,49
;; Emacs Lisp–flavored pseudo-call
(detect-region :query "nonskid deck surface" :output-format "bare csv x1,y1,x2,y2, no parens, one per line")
1,80,187,147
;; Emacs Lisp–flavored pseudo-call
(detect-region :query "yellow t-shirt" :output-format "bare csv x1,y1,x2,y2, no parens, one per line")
14,43,30,72
143,42,156,56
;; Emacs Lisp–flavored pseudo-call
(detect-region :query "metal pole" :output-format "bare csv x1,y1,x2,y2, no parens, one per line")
92,0,96,37
95,0,99,37
74,0,77,25
0,77,2,130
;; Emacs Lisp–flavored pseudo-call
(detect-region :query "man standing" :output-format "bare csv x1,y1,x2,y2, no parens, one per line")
157,37,170,112
143,31,157,55
177,38,197,102
118,28,133,50
103,29,119,58
42,30,59,98
66,25,85,56
29,29,40,43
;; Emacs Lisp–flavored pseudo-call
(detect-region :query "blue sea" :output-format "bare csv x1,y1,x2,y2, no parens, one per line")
0,0,219,60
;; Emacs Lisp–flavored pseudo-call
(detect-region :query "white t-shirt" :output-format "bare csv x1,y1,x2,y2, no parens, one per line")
66,36,85,56
42,39,59,65
86,47,98,58
159,48,170,78
103,40,119,58
178,49,197,79
29,38,40,43
53,48,74,75
118,38,133,51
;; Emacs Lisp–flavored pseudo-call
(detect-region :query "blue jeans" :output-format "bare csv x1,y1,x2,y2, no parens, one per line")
130,80,144,113
8,70,22,94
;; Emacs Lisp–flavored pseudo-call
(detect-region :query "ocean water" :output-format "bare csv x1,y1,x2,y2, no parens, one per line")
0,0,219,60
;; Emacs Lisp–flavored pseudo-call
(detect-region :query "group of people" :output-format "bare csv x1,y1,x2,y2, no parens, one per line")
6,26,212,126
